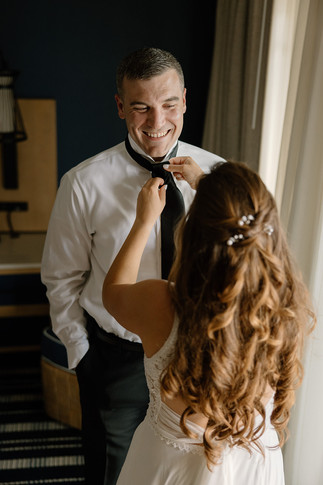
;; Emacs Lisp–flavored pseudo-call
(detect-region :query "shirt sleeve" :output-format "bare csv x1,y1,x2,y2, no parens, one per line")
41,173,92,369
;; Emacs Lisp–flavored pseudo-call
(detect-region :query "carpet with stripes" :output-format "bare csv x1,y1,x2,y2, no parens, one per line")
0,358,85,484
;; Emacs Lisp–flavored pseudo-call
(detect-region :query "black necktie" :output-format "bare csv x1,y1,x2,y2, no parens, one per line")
125,137,185,279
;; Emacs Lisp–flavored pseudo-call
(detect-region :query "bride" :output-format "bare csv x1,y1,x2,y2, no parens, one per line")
102,159,314,484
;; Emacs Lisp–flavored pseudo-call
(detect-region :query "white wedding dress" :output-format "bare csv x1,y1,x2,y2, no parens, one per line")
116,317,285,485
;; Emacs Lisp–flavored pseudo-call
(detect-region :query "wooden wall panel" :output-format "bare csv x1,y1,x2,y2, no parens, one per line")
0,99,57,232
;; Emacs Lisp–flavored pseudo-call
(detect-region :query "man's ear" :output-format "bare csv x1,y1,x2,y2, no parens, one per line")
182,88,187,114
115,94,126,120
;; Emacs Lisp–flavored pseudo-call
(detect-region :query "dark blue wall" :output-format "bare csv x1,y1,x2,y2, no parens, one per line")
1,0,217,182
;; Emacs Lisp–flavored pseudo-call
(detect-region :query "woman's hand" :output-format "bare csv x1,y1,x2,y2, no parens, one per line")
136,177,167,227
163,156,204,189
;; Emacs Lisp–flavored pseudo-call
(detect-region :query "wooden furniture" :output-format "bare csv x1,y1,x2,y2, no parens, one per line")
0,99,81,430
0,232,48,312
41,327,82,430
0,233,49,354
0,98,57,353
0,99,57,233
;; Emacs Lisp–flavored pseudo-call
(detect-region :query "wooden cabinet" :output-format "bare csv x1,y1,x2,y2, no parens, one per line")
0,233,49,353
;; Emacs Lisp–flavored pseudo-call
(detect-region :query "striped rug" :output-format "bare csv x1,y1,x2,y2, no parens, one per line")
0,362,85,484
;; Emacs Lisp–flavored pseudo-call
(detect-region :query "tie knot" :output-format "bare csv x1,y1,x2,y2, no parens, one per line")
124,136,178,182
151,163,172,183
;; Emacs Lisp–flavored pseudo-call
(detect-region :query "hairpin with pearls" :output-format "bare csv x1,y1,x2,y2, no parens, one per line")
227,233,244,246
264,223,274,236
226,214,274,246
226,214,254,246
238,214,255,226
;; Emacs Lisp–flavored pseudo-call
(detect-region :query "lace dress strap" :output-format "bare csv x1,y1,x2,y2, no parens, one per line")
144,315,205,454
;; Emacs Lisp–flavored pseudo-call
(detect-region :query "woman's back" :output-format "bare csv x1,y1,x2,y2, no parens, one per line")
116,313,285,485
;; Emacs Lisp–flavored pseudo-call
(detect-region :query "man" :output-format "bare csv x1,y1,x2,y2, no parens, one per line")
41,47,224,485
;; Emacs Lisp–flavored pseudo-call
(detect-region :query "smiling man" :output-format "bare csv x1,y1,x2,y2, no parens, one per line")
41,47,224,485
115,67,186,160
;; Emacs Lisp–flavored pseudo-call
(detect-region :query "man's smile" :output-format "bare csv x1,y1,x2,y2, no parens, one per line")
144,129,171,139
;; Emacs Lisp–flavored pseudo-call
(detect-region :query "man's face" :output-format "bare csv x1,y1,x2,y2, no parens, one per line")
115,69,187,161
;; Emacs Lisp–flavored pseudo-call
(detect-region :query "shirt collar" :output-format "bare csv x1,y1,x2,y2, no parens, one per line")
127,134,178,164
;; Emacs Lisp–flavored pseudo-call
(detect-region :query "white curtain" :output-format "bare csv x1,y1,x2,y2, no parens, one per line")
202,0,273,172
203,1,323,481
259,0,323,483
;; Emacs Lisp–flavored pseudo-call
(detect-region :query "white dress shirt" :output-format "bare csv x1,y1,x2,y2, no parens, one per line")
41,136,224,369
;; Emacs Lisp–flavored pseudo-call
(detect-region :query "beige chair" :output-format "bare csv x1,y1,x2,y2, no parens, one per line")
41,327,82,430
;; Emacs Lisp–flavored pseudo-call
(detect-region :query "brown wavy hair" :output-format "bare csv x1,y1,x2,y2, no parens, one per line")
162,161,315,469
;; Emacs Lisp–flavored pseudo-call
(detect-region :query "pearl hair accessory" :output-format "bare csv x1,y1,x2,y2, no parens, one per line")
238,214,255,226
226,214,255,246
264,223,274,236
227,233,244,246
226,214,274,246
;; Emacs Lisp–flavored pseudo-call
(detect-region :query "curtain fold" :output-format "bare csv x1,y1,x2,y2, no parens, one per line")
204,1,323,482
202,0,273,171
277,1,323,483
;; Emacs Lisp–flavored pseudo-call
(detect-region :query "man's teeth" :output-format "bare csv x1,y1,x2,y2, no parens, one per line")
146,131,168,138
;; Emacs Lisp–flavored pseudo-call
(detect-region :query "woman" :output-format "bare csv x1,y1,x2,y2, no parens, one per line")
102,160,315,484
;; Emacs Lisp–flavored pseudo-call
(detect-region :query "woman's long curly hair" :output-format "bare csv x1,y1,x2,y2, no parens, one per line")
162,161,315,469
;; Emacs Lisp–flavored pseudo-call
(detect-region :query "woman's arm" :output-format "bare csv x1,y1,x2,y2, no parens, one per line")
102,177,167,334
102,159,203,342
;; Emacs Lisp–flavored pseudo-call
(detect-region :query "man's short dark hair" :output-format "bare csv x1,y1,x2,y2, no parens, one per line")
116,47,185,97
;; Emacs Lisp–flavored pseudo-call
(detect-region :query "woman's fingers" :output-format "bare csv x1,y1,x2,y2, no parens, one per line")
164,157,203,189
136,177,166,225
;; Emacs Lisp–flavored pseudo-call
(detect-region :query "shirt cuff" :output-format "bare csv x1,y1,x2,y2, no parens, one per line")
67,341,90,370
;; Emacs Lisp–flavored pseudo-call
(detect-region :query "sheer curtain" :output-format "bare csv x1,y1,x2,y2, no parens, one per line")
202,0,273,171
204,0,323,483
261,0,323,483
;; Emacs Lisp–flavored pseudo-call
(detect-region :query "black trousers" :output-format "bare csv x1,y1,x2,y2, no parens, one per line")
75,315,149,485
